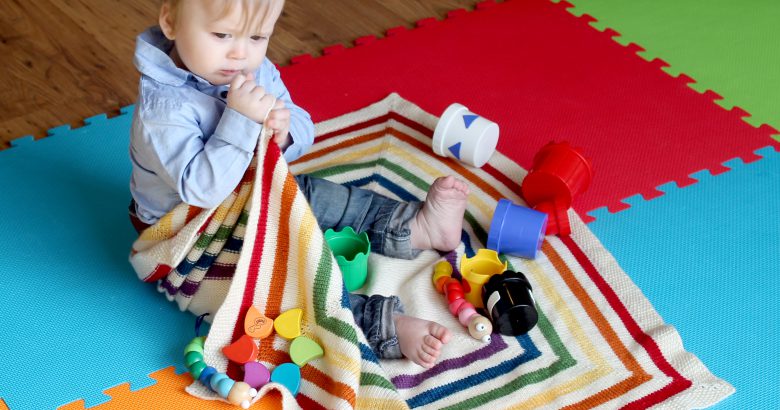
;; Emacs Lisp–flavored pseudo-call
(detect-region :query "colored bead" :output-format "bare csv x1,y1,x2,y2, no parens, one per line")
198,366,217,384
434,261,453,277
244,361,271,389
468,316,493,343
274,308,303,340
290,336,324,367
448,298,466,315
184,340,204,356
210,372,229,391
434,276,450,293
270,363,301,396
432,261,453,292
189,360,207,379
458,306,477,326
185,351,204,367
216,377,236,399
244,306,274,339
222,334,258,364
456,300,475,314
444,278,461,293
228,381,257,408
445,288,465,303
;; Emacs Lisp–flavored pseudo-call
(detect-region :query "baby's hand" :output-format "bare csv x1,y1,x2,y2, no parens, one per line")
266,101,292,151
226,72,276,124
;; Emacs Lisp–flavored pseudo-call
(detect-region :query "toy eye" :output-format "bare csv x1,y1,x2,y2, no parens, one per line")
482,335,491,343
476,323,486,331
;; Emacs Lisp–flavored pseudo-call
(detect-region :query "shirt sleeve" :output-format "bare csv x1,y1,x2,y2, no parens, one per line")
260,59,315,162
136,97,263,208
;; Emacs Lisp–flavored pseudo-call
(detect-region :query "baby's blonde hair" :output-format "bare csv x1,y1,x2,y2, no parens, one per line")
163,0,283,35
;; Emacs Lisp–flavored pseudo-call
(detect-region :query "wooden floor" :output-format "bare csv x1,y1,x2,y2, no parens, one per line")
0,0,479,149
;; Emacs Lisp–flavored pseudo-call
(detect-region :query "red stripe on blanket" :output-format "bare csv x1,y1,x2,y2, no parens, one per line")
227,142,280,380
296,394,328,410
315,111,431,142
307,111,529,198
559,235,693,407
258,173,299,365
303,115,692,405
144,263,172,283
544,241,652,407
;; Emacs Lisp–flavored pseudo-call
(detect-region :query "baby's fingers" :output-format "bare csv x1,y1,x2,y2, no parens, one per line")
229,73,246,90
267,107,290,122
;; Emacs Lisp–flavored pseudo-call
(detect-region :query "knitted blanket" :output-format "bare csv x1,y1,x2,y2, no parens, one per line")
130,94,733,409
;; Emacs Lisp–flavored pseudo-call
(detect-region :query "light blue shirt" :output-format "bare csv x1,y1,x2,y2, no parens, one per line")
129,26,314,224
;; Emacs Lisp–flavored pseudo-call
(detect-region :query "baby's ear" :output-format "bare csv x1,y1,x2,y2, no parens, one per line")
159,2,176,40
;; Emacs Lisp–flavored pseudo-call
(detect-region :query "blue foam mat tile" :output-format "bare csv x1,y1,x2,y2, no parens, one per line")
0,106,197,410
588,146,780,409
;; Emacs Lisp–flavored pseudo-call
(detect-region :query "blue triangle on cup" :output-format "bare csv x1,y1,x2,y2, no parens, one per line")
448,142,462,159
462,114,479,129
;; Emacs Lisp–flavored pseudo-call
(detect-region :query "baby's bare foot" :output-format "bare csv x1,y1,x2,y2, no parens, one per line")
410,176,469,251
394,315,452,368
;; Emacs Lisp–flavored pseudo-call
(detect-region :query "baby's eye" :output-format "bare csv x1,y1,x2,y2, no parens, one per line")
212,32,229,39
250,35,266,41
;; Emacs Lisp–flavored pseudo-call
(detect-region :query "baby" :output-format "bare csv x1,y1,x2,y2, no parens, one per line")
129,0,469,368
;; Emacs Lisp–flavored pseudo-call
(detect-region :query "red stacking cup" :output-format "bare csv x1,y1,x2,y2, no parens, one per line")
521,142,593,236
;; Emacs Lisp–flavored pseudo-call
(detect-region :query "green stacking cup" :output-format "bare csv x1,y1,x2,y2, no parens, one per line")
324,227,371,291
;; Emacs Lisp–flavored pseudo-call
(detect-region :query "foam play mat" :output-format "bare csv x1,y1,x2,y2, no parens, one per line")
559,0,780,132
0,94,733,409
2,0,778,408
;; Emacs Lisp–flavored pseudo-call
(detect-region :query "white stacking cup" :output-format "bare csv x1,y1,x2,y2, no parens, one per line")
432,103,499,168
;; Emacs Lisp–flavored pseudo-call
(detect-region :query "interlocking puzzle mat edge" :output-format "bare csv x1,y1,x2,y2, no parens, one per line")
277,0,780,224
1,0,768,408
556,0,780,134
589,145,780,409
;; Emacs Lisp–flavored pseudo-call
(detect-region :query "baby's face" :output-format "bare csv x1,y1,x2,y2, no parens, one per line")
171,0,282,85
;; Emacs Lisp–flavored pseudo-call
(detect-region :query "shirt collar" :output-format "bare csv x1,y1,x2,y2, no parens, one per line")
133,26,215,88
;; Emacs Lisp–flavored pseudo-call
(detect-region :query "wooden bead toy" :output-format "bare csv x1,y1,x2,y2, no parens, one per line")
184,335,258,409
270,363,301,396
431,261,493,343
244,361,270,389
290,335,324,367
222,334,259,364
244,306,274,339
182,306,324,405
274,308,303,339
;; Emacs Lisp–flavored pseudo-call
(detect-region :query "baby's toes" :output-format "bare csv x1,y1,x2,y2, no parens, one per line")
422,340,440,357
430,324,452,344
424,334,443,350
417,350,436,368
454,178,469,194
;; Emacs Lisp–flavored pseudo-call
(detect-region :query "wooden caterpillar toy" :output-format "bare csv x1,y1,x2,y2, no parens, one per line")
432,261,493,343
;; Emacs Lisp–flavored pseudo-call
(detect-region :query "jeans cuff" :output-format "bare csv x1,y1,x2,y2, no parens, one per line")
376,296,404,359
371,201,423,260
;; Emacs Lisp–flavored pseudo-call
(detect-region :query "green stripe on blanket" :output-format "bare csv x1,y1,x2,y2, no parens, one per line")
131,94,733,409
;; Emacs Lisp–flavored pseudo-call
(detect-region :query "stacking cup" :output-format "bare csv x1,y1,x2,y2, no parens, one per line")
324,227,370,291
432,103,499,168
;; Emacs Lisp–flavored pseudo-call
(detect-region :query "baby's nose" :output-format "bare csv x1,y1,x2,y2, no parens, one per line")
228,41,247,59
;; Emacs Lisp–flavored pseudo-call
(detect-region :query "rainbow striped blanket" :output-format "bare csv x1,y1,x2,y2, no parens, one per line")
130,94,733,409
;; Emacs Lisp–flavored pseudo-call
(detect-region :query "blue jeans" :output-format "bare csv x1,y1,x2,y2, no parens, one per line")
295,174,417,359
295,174,422,260
348,294,405,359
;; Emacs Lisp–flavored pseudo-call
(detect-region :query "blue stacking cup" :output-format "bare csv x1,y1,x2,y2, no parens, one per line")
487,199,548,259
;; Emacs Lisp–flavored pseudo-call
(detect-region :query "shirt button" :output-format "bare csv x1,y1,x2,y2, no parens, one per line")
220,91,228,98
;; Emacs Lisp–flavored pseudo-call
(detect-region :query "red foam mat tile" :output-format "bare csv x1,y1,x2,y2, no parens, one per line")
279,0,778,217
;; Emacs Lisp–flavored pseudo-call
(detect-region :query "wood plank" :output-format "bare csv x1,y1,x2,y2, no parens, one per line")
0,0,479,148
